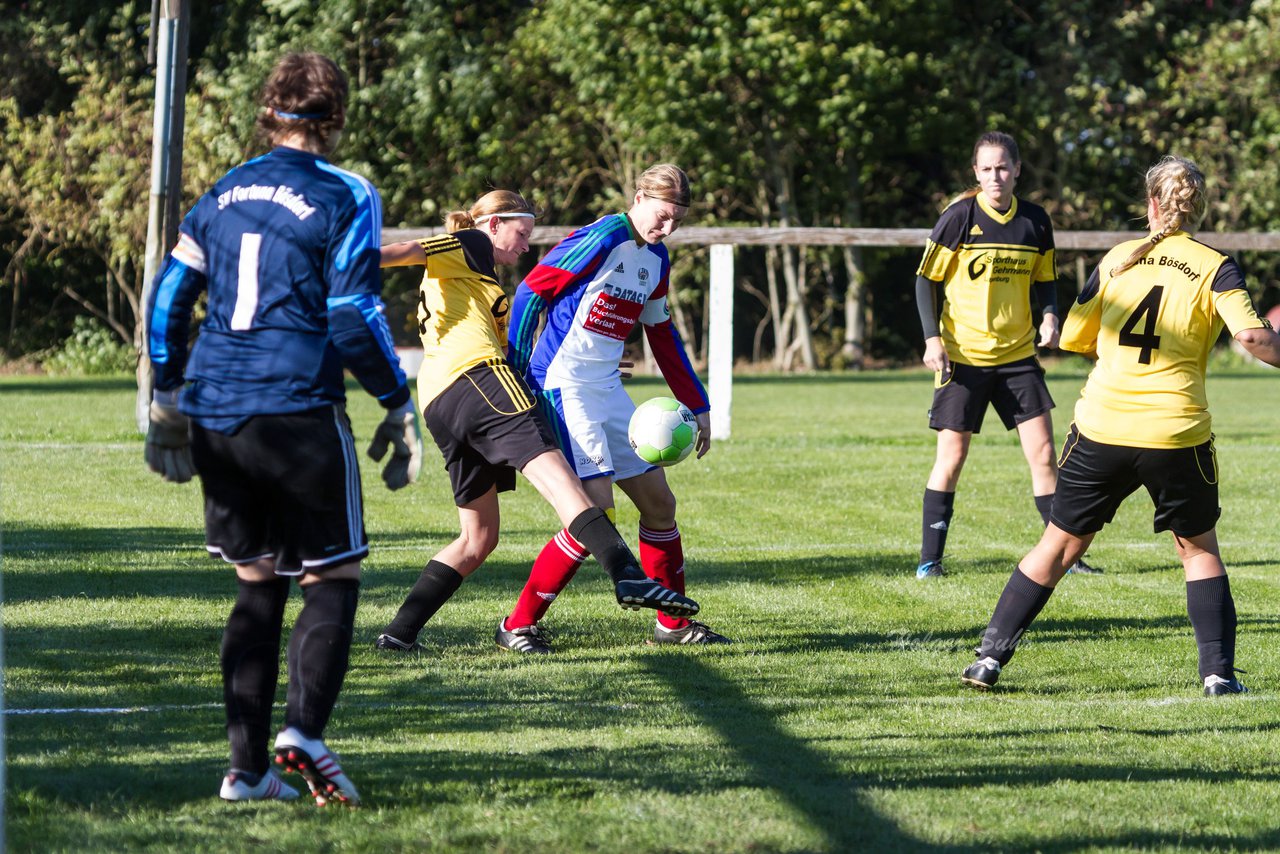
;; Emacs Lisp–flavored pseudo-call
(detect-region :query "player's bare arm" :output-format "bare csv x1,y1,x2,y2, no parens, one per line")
381,240,427,267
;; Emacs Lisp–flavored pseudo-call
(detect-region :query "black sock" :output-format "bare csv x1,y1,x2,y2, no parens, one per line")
977,567,1056,666
568,507,645,584
920,488,955,565
383,560,463,643
1187,575,1236,679
222,576,290,775
1034,493,1054,526
286,579,359,738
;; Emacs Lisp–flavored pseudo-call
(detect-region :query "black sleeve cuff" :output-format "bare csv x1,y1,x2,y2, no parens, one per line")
915,275,941,340
1033,279,1059,315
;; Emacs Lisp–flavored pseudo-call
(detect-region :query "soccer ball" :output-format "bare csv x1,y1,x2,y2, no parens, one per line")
629,397,698,467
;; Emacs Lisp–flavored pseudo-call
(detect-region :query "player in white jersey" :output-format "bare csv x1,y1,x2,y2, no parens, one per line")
506,165,732,647
507,164,729,645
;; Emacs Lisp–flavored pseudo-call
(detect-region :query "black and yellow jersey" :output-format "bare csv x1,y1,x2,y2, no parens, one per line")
916,194,1057,366
414,229,511,405
1061,231,1265,449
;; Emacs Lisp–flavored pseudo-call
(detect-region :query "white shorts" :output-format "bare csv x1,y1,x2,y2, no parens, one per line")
539,380,654,482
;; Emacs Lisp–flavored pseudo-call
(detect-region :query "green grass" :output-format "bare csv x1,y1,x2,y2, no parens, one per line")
6,366,1280,851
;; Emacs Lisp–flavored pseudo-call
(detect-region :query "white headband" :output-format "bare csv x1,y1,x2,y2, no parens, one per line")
474,212,535,225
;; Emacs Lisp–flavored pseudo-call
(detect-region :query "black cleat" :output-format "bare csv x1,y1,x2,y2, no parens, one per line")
961,656,1002,690
495,618,553,654
1204,674,1248,696
614,578,700,618
916,561,946,580
374,633,421,653
1067,556,1103,575
648,620,731,645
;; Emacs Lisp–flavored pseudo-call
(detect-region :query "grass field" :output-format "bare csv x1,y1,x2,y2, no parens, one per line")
6,365,1280,852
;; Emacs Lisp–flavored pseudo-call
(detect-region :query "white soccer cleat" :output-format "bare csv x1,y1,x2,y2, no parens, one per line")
219,768,300,802
273,727,361,806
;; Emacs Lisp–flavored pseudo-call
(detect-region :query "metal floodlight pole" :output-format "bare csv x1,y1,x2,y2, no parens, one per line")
136,0,191,432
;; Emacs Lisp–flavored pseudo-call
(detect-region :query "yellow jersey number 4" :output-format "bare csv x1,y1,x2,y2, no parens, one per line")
1118,285,1164,364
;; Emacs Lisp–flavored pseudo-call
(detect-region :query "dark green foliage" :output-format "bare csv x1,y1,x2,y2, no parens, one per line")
0,0,1273,366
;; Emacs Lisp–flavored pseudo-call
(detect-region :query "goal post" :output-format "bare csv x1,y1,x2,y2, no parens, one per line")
707,244,735,440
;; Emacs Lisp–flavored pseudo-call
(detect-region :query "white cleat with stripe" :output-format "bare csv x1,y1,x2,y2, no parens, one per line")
219,768,300,802
273,727,360,807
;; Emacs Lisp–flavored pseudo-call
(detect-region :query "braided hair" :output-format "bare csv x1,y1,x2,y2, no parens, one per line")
1110,156,1208,277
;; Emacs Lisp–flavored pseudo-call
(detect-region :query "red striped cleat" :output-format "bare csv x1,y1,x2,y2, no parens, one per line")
219,768,300,802
273,727,361,806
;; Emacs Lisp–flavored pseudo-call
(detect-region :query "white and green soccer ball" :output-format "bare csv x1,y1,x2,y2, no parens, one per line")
628,396,698,467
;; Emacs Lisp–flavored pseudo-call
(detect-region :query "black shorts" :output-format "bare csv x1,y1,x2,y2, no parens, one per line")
424,360,561,506
928,356,1054,433
1051,424,1221,538
191,405,367,576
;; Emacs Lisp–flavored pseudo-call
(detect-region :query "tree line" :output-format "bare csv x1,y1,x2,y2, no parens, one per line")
2,0,1276,371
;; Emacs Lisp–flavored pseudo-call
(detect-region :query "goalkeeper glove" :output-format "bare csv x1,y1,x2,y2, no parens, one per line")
367,400,423,491
145,389,195,484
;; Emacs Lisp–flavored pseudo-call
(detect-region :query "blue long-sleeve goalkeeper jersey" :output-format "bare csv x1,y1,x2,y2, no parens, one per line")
147,146,409,433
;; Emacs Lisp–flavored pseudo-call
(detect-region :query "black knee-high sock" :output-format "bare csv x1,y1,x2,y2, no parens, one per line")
286,579,359,739
568,506,645,584
222,576,290,775
1187,575,1236,679
977,567,1056,666
920,488,955,565
1034,494,1054,526
382,560,463,643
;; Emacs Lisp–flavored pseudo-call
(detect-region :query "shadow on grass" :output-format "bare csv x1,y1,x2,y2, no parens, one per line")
0,377,138,394
638,654,942,851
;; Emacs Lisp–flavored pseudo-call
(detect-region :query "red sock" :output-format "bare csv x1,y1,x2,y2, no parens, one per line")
640,523,688,630
507,529,587,628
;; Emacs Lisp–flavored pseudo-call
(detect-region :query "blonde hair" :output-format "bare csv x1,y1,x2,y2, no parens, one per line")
1111,156,1208,276
636,163,691,208
444,190,538,233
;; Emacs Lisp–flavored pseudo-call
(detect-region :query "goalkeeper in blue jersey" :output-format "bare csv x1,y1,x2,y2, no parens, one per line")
145,52,423,806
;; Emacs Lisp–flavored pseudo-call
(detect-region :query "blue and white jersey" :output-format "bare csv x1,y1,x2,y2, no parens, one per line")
507,214,708,413
148,146,409,432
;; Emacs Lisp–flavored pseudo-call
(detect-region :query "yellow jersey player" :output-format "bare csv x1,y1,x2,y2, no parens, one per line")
374,191,697,656
913,132,1098,578
961,155,1280,695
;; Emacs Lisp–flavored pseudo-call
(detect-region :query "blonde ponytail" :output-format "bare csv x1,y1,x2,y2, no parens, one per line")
1111,156,1207,277
443,190,537,234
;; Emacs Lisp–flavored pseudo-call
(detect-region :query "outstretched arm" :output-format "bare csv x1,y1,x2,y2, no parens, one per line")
381,240,427,267
1235,326,1280,368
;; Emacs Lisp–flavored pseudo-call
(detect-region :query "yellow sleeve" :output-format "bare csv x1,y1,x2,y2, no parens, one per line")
915,238,955,282
1060,289,1102,355
1213,288,1266,336
418,235,480,281
1033,247,1057,283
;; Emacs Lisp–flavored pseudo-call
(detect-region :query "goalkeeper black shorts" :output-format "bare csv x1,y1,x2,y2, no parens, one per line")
928,356,1054,433
424,360,561,506
191,404,368,576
